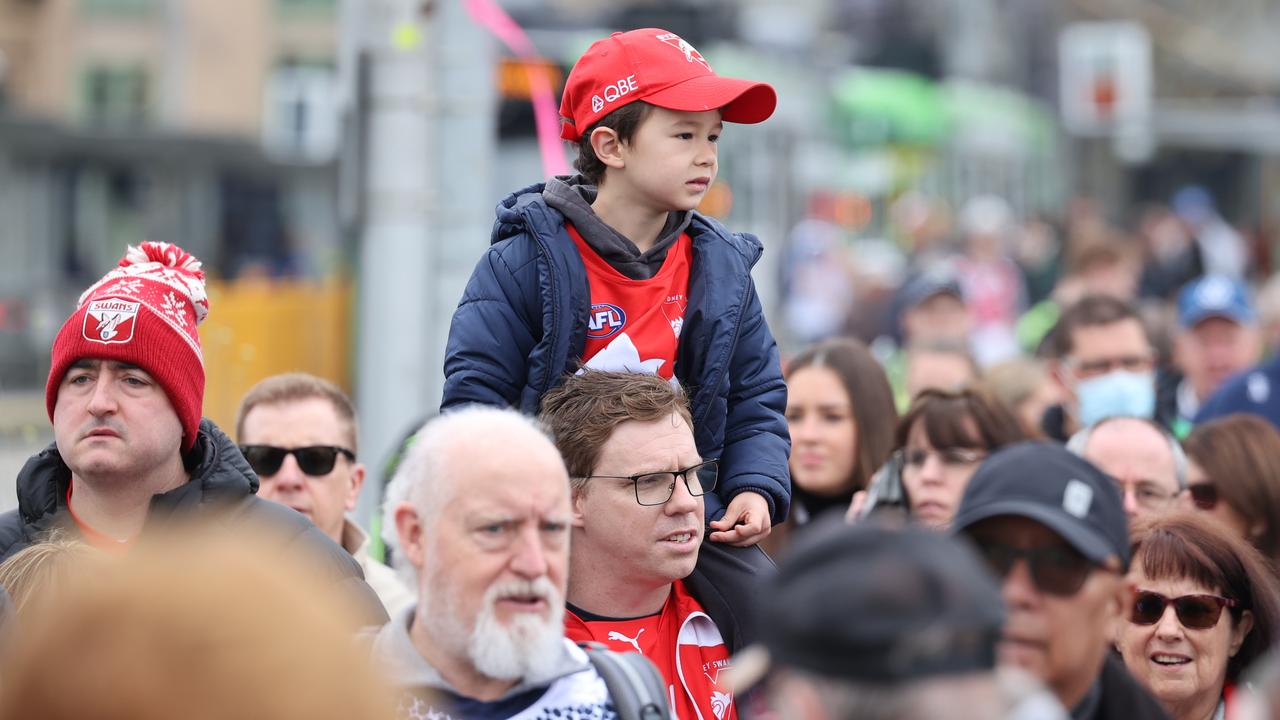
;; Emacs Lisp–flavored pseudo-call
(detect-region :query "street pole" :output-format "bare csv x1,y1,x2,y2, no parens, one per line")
344,0,495,528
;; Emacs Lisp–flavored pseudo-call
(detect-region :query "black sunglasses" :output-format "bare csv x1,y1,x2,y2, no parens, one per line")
1188,483,1219,510
239,445,355,477
973,541,1094,597
1131,591,1238,630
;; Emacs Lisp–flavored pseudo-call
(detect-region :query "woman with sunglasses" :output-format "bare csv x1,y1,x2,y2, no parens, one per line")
1117,512,1280,720
1181,414,1280,572
884,387,1026,529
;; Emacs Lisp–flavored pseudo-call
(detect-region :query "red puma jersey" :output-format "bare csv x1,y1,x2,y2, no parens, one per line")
569,223,691,381
565,580,736,720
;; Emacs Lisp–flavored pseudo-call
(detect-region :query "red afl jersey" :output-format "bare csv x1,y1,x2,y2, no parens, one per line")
566,581,736,720
568,223,691,381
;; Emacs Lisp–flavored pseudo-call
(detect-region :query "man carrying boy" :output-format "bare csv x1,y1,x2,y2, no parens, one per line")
443,28,790,545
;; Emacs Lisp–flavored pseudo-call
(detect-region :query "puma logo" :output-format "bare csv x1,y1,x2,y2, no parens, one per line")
607,628,645,653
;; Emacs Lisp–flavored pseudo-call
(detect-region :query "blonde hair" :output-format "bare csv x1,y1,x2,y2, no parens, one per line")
0,532,101,615
0,523,398,720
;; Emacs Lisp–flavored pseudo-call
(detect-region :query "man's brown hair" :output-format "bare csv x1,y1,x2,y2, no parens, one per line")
539,371,693,493
1046,294,1149,359
235,373,358,452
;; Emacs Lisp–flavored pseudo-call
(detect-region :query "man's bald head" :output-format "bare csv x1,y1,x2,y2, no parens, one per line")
1075,417,1182,519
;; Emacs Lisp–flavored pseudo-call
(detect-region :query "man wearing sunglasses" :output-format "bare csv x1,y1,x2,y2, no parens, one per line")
539,371,768,720
236,373,415,616
953,442,1171,720
0,243,385,625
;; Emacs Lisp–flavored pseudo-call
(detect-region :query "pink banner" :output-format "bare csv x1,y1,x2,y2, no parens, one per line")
464,0,570,177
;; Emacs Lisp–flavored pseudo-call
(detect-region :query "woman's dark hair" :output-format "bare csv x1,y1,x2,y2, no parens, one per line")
786,337,897,494
896,387,1026,452
1130,511,1280,683
573,101,655,185
1183,414,1280,566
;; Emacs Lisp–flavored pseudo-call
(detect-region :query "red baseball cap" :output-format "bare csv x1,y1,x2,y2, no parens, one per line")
559,28,777,142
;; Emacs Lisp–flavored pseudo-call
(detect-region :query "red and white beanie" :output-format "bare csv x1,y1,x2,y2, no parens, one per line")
46,242,210,451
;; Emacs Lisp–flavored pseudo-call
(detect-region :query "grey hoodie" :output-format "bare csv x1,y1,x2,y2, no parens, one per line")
542,176,692,281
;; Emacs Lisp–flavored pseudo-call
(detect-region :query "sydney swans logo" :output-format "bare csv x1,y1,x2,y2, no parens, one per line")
83,299,141,344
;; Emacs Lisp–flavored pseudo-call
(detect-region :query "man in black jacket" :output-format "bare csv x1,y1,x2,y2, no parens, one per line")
539,371,769,720
953,442,1170,720
0,242,384,625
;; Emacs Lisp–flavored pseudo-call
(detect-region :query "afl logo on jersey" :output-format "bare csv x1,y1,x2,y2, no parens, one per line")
587,303,626,339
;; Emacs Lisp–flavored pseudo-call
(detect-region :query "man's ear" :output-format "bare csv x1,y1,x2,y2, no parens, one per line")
1108,575,1134,626
571,487,589,529
589,127,626,171
346,463,366,512
394,502,426,569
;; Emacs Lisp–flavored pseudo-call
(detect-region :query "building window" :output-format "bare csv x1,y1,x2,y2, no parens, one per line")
276,0,336,16
82,0,156,16
263,60,338,162
82,65,149,127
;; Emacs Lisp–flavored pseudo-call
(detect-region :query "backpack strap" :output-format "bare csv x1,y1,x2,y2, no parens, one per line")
581,643,671,720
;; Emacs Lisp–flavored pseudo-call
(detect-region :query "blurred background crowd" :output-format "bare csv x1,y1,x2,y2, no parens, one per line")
0,0,1278,527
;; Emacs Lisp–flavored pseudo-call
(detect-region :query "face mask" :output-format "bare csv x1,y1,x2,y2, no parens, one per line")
1075,370,1156,428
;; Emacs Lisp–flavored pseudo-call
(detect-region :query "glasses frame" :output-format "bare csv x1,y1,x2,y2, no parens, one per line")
973,541,1095,597
239,445,356,478
1131,590,1238,630
582,459,719,507
899,446,988,472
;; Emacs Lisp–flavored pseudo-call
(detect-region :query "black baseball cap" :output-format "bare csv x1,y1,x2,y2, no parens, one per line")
951,441,1130,570
898,267,964,311
731,518,1005,690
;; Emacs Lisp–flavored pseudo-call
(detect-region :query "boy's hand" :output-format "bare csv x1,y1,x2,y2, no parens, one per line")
707,491,772,546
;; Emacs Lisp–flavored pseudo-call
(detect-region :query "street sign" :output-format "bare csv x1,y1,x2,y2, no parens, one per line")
1059,21,1152,136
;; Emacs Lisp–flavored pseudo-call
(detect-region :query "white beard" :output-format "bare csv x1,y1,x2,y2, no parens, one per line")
423,573,566,684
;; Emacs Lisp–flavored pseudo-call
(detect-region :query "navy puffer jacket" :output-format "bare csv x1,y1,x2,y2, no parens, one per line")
442,183,791,523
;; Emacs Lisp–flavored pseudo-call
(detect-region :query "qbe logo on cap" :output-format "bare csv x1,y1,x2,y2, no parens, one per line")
83,298,140,344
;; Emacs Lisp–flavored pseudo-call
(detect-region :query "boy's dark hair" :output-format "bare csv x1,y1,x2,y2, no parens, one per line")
573,101,656,185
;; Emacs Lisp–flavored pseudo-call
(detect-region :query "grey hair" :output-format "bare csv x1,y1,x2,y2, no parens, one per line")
387,406,560,527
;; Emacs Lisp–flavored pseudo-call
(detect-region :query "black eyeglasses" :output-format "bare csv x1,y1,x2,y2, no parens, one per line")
583,459,719,506
1132,591,1238,629
973,541,1094,597
239,445,355,478
1187,483,1219,510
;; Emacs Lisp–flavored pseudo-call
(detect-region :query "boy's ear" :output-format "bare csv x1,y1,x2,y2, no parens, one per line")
589,127,626,171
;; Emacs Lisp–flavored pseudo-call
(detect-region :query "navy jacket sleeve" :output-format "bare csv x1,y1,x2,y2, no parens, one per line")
441,241,540,412
717,278,792,524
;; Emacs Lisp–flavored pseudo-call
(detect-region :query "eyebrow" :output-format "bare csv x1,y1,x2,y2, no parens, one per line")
671,119,723,130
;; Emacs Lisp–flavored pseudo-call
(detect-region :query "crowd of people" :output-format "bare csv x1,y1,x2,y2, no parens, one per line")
0,26,1278,720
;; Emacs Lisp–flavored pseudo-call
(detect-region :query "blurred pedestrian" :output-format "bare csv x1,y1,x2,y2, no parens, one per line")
980,358,1061,439
885,266,973,409
541,371,763,719
955,195,1027,367
0,242,384,625
1172,187,1246,280
1068,417,1185,521
1160,276,1261,438
377,407,630,717
1043,295,1159,441
237,373,415,617
904,340,980,401
442,27,788,547
1017,241,1140,355
767,337,896,555
954,442,1171,718
1181,415,1280,571
1117,512,1280,720
732,519,1065,720
0,525,396,720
